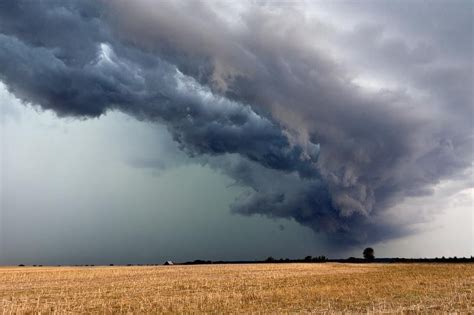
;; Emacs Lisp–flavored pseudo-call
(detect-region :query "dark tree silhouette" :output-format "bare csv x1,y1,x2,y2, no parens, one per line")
363,247,375,261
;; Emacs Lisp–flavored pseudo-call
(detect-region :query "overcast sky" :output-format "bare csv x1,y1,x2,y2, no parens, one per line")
0,0,472,264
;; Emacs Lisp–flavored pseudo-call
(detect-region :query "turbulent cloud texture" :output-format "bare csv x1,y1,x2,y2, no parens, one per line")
0,0,472,245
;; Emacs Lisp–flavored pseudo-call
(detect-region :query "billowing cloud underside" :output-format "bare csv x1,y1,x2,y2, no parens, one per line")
0,0,472,246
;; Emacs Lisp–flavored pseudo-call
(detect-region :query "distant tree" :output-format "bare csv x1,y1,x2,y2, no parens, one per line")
310,256,326,262
363,247,375,261
304,256,313,262
265,256,275,262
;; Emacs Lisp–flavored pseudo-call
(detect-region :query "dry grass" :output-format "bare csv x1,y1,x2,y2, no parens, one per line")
0,263,472,313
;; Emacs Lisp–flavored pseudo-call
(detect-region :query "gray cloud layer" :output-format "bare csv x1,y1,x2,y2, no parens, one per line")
0,0,472,246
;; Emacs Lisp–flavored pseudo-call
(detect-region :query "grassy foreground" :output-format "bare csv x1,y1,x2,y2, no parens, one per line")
1,263,472,313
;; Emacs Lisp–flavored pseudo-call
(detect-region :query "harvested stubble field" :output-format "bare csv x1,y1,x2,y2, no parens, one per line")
0,263,472,313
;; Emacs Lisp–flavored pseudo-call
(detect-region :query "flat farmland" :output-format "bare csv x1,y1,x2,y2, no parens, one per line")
1,263,472,313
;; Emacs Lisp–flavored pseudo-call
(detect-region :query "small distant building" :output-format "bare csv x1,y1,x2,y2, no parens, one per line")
163,261,174,265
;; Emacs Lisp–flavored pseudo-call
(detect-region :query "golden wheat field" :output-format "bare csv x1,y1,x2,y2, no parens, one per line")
0,263,472,313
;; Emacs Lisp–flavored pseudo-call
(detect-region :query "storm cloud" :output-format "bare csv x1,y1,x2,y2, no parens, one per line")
0,0,472,246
